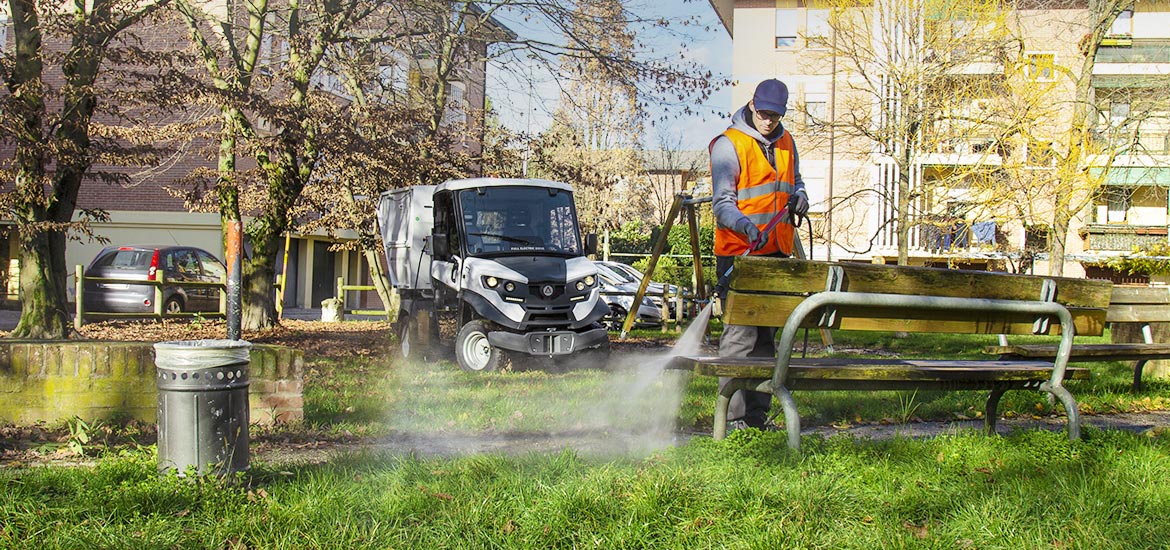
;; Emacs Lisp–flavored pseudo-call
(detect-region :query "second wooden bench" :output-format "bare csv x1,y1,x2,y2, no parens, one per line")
985,286,1170,391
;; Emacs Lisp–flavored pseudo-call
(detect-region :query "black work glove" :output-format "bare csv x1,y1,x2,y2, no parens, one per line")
788,189,809,217
746,224,766,251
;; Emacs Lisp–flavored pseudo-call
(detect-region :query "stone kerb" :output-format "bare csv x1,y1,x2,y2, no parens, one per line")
0,341,303,425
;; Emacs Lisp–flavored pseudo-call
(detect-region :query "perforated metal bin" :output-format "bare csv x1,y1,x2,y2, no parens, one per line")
154,339,251,476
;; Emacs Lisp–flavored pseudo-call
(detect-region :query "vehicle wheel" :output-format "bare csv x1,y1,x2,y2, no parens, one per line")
554,342,611,371
398,317,417,360
397,315,437,361
455,320,501,372
164,296,183,315
606,304,627,330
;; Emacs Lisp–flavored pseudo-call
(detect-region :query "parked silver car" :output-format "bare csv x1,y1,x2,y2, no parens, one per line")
596,260,682,316
82,245,226,314
593,262,663,329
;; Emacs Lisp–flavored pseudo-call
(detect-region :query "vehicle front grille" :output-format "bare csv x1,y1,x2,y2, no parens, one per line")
523,303,574,327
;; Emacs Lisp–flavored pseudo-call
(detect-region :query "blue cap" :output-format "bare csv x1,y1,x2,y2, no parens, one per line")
752,79,789,116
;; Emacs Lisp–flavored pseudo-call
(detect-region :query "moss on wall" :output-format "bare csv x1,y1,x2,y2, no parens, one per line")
0,341,303,425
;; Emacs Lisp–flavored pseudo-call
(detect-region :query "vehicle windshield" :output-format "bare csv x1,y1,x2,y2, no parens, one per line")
594,263,634,285
458,186,583,256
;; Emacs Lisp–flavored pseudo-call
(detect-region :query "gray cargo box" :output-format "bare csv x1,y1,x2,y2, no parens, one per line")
377,186,435,291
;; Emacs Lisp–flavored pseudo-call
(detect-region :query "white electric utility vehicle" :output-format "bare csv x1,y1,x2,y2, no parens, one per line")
378,178,611,372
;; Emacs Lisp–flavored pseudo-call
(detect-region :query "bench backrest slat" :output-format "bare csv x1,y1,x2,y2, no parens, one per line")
725,257,1113,336
732,257,1113,308
1106,287,1170,323
724,292,1107,335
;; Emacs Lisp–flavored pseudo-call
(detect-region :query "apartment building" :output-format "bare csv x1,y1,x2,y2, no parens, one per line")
708,0,1170,278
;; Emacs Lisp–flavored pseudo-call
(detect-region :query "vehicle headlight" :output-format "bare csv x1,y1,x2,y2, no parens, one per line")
483,276,518,293
571,275,596,294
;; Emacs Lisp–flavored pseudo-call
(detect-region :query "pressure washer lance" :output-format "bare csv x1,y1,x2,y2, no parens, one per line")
712,206,814,356
713,205,795,297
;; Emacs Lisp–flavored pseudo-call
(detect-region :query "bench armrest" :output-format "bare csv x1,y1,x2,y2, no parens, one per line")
771,292,1077,392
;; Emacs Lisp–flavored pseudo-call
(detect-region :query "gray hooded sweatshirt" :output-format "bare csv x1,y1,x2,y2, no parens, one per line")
709,104,805,238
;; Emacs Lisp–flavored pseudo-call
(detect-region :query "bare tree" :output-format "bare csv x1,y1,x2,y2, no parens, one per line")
811,0,1015,264
994,0,1137,275
642,128,704,227
0,0,169,338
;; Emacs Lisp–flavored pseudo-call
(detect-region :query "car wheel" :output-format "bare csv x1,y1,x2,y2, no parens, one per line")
164,296,183,315
606,304,627,330
455,320,500,372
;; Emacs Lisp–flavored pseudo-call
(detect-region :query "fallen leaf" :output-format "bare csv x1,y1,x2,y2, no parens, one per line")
902,520,929,539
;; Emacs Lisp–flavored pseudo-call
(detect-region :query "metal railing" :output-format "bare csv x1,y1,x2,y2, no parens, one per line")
336,277,390,317
73,264,226,329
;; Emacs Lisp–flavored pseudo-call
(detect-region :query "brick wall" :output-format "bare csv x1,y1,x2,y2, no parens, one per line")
0,341,303,425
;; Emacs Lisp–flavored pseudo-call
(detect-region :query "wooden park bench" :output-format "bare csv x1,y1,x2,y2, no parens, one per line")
985,286,1170,391
667,257,1113,451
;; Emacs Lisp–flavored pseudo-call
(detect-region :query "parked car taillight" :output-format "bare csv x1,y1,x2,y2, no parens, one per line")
147,249,160,280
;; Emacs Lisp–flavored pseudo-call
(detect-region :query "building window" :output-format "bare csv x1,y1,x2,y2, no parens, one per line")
1108,9,1132,37
806,9,830,44
1027,140,1056,169
805,92,828,126
443,81,467,126
1106,188,1129,223
776,9,798,48
1026,53,1055,81
379,50,411,95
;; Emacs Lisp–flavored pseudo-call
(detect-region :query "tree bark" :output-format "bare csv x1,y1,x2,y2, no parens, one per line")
241,230,281,330
363,247,397,321
12,232,71,339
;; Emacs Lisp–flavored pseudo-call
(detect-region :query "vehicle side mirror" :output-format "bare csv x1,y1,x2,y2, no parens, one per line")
584,233,598,256
431,231,450,258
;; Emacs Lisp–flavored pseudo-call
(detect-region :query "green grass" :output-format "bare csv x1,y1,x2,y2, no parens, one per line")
3,428,1169,548
5,325,1170,548
294,325,1170,437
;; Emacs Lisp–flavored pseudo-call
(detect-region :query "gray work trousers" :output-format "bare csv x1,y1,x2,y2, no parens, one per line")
718,323,777,427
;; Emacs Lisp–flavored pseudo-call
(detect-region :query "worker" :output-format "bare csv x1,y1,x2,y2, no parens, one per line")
709,78,810,432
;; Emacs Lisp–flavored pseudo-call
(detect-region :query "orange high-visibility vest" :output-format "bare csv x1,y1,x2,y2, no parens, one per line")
711,128,797,256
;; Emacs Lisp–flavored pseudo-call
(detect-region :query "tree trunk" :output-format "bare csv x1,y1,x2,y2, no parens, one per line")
11,232,71,339
363,247,397,321
241,230,281,330
1049,209,1070,277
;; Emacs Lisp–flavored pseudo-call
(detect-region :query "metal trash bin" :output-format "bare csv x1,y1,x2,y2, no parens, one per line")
154,339,251,476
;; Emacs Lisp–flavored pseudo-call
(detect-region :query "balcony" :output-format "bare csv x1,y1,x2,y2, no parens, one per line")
1096,39,1170,64
1080,224,1168,252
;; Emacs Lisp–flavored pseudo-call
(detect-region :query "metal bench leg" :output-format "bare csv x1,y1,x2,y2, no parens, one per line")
985,389,1005,435
713,391,732,441
714,378,752,440
774,385,801,452
1133,359,1148,392
1042,383,1081,440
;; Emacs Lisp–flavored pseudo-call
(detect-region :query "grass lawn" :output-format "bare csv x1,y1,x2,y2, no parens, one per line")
3,324,1170,548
